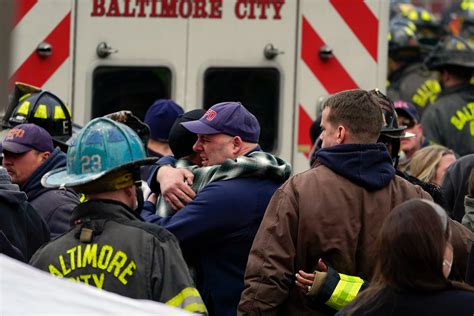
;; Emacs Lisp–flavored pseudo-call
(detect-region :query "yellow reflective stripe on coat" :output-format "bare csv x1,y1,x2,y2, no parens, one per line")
165,287,207,314
326,274,365,311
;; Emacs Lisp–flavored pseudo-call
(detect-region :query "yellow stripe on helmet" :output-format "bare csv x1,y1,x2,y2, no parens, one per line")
54,105,67,119
17,101,30,116
34,104,48,119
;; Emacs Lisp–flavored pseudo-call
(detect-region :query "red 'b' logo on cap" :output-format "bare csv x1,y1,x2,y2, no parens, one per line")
205,109,217,121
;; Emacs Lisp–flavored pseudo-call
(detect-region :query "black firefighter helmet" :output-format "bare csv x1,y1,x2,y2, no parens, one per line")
3,83,72,151
424,35,474,70
391,3,441,47
370,89,412,165
388,18,422,62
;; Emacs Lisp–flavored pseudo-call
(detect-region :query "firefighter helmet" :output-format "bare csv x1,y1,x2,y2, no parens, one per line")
424,35,474,69
443,0,474,45
369,89,413,164
41,117,156,190
3,83,73,149
392,4,441,47
369,89,406,137
388,19,422,61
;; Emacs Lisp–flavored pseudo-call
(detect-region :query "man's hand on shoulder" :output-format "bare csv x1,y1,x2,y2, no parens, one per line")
157,165,196,210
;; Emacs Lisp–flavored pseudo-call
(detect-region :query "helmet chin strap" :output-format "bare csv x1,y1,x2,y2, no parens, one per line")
135,181,144,212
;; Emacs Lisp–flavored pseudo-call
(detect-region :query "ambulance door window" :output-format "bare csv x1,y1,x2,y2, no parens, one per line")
203,67,280,152
92,67,172,120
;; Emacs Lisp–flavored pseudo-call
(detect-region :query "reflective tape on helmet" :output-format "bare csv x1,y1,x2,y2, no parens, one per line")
34,104,48,119
408,10,418,21
17,101,30,116
404,26,415,36
325,273,365,311
18,93,31,103
421,10,430,21
165,287,207,313
54,105,67,119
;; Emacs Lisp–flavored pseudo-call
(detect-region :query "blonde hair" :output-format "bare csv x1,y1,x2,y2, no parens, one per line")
408,145,455,184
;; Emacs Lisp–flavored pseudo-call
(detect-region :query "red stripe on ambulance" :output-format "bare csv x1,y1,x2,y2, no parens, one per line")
330,0,378,62
14,0,38,27
10,12,71,87
301,16,358,94
297,104,314,158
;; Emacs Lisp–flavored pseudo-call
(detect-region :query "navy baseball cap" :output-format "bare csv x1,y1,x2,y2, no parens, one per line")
181,102,260,143
144,99,184,142
2,124,54,154
394,100,420,122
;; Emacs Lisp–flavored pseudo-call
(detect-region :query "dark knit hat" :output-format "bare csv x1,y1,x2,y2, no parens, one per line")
144,99,184,142
169,109,206,159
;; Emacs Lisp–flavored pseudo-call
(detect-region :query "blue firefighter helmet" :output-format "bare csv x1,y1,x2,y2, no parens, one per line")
41,117,156,189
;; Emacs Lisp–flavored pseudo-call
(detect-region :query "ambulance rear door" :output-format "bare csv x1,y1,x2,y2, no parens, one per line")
185,0,298,161
72,0,188,125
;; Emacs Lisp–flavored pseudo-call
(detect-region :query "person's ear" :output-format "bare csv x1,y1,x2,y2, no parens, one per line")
124,186,134,197
336,126,346,144
232,136,243,154
40,151,50,162
417,123,423,134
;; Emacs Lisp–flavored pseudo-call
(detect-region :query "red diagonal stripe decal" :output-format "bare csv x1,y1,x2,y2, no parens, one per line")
298,104,314,159
301,16,358,94
10,12,71,88
14,0,38,27
330,0,378,62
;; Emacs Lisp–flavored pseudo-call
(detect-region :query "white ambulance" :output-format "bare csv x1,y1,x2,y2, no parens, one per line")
10,0,389,174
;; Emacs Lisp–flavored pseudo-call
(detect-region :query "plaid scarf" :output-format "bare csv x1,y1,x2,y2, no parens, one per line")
156,151,292,217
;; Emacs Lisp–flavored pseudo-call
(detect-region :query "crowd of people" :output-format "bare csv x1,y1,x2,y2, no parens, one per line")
1,0,474,315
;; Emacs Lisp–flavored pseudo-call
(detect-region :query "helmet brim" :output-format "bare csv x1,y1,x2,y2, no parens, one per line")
381,130,416,139
41,157,158,188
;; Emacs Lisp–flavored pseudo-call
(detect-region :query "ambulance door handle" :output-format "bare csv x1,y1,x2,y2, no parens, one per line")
319,45,334,60
37,42,52,58
96,42,118,58
264,43,284,60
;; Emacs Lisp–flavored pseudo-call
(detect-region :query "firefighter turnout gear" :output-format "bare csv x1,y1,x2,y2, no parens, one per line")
30,200,207,313
307,267,368,312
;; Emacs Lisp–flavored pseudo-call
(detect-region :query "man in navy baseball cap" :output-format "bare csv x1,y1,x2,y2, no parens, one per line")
147,102,287,314
2,124,53,185
181,102,261,166
1,123,79,238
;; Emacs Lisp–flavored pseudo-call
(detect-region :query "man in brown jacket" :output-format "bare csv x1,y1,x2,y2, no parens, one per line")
238,89,472,315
